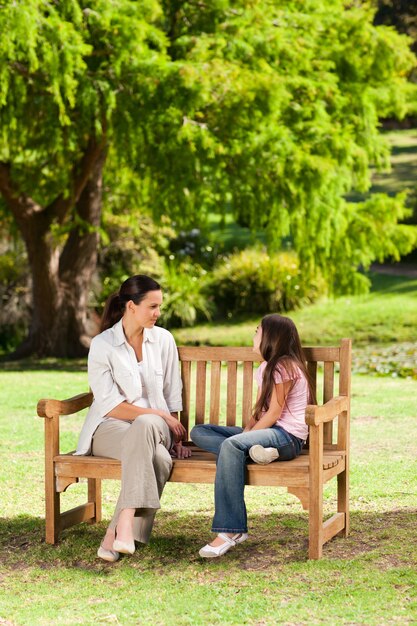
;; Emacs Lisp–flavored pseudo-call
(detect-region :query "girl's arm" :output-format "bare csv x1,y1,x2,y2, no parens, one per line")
250,380,292,431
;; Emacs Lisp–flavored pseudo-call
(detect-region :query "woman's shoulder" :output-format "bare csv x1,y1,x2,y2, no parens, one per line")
150,325,176,344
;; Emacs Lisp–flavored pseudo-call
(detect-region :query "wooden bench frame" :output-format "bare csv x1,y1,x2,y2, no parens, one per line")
37,339,351,559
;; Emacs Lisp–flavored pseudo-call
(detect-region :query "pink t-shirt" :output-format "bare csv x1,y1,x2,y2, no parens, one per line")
255,360,309,440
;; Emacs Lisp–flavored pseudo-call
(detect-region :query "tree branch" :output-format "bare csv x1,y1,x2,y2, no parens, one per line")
0,162,43,220
45,133,107,224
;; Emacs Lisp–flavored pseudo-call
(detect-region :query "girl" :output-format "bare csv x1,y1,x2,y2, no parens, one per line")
190,314,314,558
75,275,190,562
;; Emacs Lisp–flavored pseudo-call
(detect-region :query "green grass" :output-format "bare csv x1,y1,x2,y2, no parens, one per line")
0,367,416,625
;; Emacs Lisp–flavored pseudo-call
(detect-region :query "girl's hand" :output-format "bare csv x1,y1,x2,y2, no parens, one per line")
171,442,192,459
159,411,187,442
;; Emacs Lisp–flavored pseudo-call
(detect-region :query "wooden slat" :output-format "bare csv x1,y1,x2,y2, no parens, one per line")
307,361,318,395
322,512,345,544
195,361,207,424
323,361,335,444
209,361,221,424
54,450,344,487
226,361,237,426
60,503,96,531
180,361,191,434
178,346,257,362
339,339,352,397
242,361,254,427
303,346,340,362
323,361,334,403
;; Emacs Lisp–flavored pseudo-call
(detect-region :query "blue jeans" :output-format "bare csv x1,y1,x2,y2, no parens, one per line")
190,424,303,534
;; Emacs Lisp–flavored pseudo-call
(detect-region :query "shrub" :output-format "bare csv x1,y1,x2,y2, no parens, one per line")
160,261,213,328
210,248,325,317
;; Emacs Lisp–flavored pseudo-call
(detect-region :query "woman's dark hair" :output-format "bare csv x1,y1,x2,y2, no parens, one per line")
100,275,161,332
253,314,315,421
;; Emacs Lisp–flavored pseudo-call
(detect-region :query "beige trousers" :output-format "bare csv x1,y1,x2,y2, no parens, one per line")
92,414,173,544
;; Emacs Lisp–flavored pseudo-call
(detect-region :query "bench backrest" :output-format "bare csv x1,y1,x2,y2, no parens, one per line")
178,339,351,444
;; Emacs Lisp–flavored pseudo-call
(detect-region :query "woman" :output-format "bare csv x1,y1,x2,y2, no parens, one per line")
191,314,313,558
75,275,190,562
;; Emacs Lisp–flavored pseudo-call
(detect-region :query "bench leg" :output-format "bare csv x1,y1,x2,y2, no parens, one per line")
45,418,60,544
308,424,323,559
337,469,349,537
88,478,102,524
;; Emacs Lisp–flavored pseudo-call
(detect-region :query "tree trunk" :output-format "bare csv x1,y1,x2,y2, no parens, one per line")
5,150,106,359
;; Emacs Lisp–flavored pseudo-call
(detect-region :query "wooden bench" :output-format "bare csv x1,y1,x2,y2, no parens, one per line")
37,339,351,559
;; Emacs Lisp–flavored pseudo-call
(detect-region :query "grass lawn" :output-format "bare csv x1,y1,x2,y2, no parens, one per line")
0,366,416,625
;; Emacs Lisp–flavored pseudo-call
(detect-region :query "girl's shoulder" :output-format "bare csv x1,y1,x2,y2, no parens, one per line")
274,358,304,383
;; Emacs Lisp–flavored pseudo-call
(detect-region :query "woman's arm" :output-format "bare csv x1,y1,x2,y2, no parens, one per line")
250,380,292,431
106,403,186,441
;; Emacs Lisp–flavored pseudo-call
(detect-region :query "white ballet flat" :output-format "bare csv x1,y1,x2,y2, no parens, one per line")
199,533,248,558
249,445,279,465
97,545,120,563
113,539,135,555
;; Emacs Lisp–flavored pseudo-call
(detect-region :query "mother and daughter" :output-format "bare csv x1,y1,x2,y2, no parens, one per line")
75,274,313,562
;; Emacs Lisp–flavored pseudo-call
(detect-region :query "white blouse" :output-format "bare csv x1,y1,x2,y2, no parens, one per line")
75,320,183,455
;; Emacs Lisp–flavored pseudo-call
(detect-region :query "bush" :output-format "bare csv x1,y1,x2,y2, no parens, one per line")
210,248,325,317
160,261,213,328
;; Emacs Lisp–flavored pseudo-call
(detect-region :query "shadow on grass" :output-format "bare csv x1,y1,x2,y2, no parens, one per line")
0,357,87,372
368,272,417,295
0,509,415,574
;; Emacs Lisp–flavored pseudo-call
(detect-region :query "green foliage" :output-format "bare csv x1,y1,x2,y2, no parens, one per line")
210,248,325,317
1,0,417,354
160,261,213,327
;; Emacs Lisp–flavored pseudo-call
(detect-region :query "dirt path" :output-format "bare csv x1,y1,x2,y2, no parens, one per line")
370,262,417,278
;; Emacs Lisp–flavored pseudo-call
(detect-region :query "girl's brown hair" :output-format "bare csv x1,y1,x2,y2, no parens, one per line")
100,275,161,332
253,314,315,421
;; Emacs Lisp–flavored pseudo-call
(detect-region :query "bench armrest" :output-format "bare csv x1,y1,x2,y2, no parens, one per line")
305,396,349,426
37,392,93,419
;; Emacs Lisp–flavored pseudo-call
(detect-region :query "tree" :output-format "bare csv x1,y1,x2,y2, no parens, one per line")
1,0,416,356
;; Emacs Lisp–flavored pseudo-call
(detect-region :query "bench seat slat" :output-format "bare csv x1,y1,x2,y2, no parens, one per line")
53,450,345,488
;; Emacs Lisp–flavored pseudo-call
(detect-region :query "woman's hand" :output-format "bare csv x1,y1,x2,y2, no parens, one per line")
170,442,192,459
159,411,187,442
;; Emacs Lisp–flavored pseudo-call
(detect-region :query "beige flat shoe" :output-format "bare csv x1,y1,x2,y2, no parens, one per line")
97,545,120,563
113,539,135,555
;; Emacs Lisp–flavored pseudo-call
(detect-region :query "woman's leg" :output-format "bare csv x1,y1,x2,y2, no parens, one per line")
92,414,172,548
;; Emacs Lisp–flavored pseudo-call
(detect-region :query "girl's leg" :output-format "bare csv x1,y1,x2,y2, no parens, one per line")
211,427,300,535
190,424,242,456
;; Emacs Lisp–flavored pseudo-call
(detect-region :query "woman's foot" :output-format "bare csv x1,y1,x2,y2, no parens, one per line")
97,528,119,562
113,508,136,555
199,533,248,558
97,544,120,563
249,445,279,465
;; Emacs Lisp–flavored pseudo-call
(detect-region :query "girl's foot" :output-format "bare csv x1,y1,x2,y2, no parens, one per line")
199,533,248,558
249,445,279,465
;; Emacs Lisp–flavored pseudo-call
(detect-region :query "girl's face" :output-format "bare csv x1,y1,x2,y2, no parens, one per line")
253,324,262,354
127,290,163,328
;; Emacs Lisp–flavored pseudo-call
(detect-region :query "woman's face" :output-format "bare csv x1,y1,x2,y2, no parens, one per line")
253,324,262,354
127,290,163,328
